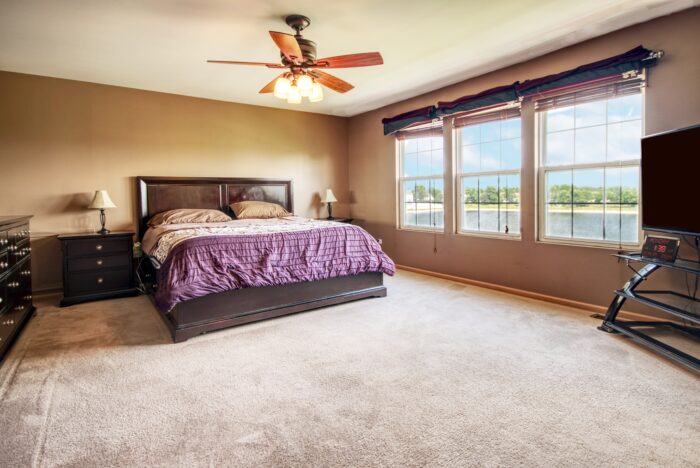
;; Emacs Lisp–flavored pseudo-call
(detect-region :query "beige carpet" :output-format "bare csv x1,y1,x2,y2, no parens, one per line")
0,271,698,467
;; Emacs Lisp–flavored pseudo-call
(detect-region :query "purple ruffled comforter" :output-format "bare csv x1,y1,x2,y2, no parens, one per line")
152,223,394,312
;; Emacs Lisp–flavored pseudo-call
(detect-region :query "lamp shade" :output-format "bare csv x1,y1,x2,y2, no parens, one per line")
321,189,338,203
88,190,116,209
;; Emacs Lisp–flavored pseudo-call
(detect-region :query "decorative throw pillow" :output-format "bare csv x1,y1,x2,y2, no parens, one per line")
148,208,232,226
230,201,290,219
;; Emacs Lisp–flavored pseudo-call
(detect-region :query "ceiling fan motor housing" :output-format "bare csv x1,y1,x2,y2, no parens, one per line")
280,37,316,66
296,37,317,64
281,14,316,66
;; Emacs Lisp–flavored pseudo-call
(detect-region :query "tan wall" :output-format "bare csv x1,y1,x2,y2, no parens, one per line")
0,72,349,291
348,8,700,309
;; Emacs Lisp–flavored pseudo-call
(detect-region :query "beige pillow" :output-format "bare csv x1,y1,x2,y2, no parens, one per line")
148,208,232,226
230,201,290,219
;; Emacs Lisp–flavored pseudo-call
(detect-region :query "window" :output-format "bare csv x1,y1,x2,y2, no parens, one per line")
537,82,643,246
455,109,521,236
397,127,444,230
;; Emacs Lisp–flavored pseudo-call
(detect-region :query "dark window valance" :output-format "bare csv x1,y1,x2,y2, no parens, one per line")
382,45,660,136
435,84,518,120
515,45,654,97
381,106,436,136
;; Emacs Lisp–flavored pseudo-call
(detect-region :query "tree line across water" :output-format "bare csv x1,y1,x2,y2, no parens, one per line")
409,184,637,204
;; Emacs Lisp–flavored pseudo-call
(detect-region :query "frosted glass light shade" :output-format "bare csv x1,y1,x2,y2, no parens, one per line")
88,190,116,209
321,188,338,203
287,85,302,104
273,76,291,99
297,75,313,96
309,82,324,102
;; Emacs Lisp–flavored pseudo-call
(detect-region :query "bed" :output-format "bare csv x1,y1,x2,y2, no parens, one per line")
136,176,394,342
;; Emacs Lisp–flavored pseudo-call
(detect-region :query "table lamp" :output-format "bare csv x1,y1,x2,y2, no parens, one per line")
321,189,338,220
89,190,116,235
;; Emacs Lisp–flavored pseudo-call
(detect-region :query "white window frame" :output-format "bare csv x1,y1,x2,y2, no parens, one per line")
396,127,445,233
536,85,645,249
454,107,522,239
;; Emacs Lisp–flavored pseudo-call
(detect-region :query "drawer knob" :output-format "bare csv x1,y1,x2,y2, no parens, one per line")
96,244,103,251
0,262,7,268
24,295,32,300
96,259,103,266
8,281,19,288
21,270,31,276
97,277,104,284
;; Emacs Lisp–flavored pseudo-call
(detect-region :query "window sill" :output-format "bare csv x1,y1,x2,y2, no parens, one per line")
397,226,445,234
537,236,642,251
456,230,522,241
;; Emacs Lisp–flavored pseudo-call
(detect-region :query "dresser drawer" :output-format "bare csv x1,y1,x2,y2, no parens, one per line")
18,261,32,296
8,239,30,267
0,299,31,346
66,268,132,296
0,251,8,277
67,253,130,272
0,276,7,314
2,299,31,323
8,225,30,246
4,269,22,299
65,237,131,258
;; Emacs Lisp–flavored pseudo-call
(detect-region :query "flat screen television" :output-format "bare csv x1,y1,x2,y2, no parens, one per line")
641,123,700,237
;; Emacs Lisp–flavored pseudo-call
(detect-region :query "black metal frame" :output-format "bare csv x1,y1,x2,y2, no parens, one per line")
599,253,700,373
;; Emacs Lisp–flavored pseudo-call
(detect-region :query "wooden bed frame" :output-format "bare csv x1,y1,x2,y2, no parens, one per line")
136,176,387,342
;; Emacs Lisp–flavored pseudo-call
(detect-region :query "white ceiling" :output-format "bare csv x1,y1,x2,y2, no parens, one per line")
0,0,696,117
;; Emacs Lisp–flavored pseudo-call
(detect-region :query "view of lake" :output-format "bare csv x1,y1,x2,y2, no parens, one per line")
404,206,638,243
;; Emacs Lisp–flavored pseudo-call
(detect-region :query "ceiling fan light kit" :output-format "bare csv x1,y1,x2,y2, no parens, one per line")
207,14,383,105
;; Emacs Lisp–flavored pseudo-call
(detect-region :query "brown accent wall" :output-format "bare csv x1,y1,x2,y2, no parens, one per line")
0,72,349,291
347,8,700,309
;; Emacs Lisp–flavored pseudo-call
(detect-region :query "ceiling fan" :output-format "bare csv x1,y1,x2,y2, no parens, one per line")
207,14,384,104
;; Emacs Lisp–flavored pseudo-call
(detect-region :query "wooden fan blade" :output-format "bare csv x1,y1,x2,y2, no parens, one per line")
207,60,284,68
312,52,383,68
309,70,354,93
259,74,284,93
269,31,303,64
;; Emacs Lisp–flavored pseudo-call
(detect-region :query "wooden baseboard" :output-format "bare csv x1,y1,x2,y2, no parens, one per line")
32,289,62,300
395,264,659,322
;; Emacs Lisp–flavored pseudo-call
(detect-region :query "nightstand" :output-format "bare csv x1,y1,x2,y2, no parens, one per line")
316,217,354,224
58,231,139,307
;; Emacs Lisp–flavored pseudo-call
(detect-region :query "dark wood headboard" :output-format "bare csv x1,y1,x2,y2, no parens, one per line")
136,176,293,239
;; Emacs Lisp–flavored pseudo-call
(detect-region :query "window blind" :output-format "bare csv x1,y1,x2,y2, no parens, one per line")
534,76,645,112
394,123,443,140
452,106,521,129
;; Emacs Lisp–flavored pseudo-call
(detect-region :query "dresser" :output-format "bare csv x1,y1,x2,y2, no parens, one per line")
58,231,139,307
0,215,34,361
